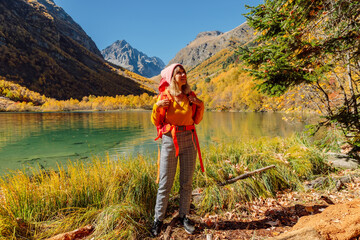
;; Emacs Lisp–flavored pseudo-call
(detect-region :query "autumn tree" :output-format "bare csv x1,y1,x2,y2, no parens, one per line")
239,0,360,154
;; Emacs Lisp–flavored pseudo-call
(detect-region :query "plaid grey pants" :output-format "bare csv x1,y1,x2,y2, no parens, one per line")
154,130,197,221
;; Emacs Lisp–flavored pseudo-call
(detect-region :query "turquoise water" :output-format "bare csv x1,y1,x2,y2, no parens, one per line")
0,111,307,175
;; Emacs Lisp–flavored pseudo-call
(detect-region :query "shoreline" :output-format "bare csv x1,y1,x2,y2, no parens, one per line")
0,106,317,115
1,95,318,115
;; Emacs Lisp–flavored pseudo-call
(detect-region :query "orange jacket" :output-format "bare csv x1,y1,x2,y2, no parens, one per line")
151,91,204,128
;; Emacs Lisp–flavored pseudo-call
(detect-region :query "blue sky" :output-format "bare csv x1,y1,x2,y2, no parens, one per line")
54,0,262,65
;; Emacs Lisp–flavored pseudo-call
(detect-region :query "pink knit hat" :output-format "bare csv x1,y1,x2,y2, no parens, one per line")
158,63,183,92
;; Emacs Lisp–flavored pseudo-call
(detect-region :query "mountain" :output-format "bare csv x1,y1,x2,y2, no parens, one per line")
0,0,153,100
102,40,165,78
168,22,256,69
31,0,102,57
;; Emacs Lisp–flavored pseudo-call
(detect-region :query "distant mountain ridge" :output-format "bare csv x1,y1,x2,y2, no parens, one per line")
0,0,152,100
168,22,256,69
102,40,165,78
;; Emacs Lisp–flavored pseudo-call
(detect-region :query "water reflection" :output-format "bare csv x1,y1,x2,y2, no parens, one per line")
197,112,304,145
0,111,306,175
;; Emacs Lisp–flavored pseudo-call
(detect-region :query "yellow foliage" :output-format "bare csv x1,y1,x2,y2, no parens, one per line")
189,59,266,111
185,47,326,113
0,76,156,112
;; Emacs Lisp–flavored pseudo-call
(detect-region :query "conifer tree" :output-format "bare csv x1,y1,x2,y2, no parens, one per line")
239,0,360,154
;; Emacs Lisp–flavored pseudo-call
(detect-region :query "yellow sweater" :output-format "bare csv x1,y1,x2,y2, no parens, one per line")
151,96,204,126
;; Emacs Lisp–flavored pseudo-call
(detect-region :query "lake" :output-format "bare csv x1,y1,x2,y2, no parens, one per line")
0,111,307,175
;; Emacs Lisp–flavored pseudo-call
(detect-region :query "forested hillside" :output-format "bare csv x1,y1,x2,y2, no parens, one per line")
0,77,155,112
0,0,153,100
186,48,317,113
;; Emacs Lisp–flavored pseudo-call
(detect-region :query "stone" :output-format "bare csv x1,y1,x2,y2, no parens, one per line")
326,152,360,169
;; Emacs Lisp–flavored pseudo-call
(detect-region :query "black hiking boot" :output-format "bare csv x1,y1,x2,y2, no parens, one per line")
150,219,163,237
179,216,195,234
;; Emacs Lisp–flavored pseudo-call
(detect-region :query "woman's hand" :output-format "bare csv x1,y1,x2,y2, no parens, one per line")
156,99,171,108
188,95,203,106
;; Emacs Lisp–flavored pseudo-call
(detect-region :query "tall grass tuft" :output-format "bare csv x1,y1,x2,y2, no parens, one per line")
0,134,332,239
193,134,330,213
0,154,157,239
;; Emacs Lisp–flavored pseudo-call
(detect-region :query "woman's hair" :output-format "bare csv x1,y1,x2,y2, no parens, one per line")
168,65,191,96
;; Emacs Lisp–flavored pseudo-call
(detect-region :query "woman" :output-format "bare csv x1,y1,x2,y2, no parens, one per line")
151,63,204,236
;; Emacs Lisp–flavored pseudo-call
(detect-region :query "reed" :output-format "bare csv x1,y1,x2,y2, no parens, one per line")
0,134,333,239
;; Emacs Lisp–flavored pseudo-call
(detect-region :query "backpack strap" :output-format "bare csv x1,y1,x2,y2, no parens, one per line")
155,92,168,141
188,91,198,119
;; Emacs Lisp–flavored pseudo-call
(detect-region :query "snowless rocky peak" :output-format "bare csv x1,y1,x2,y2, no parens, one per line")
102,40,165,78
168,22,256,68
113,40,130,49
195,31,223,39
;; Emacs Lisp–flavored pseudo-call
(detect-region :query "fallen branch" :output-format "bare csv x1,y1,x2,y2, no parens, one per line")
218,165,276,186
163,214,179,240
171,165,276,203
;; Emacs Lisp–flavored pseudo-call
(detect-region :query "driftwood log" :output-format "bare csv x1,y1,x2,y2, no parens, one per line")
218,165,276,186
171,165,276,202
